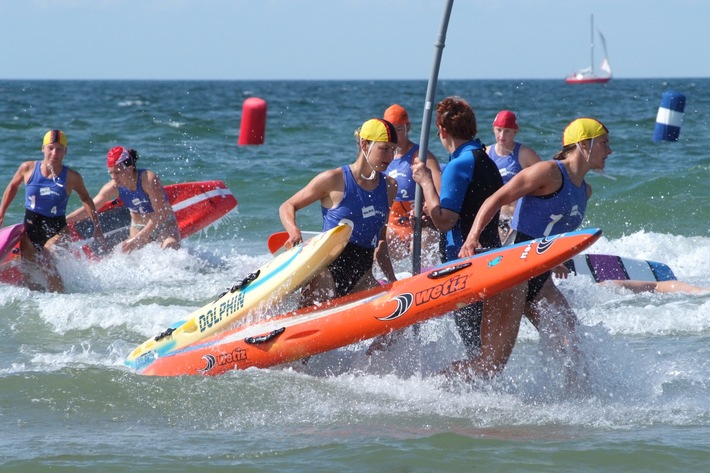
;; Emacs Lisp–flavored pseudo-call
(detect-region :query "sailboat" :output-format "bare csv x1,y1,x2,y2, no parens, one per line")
565,14,612,84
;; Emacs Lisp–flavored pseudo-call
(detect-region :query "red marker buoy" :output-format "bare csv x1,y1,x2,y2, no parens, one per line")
238,97,267,145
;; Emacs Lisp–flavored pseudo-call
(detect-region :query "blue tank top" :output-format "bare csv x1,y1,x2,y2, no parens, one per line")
321,166,389,249
24,161,70,217
117,169,160,214
385,144,419,202
488,142,522,183
512,161,588,237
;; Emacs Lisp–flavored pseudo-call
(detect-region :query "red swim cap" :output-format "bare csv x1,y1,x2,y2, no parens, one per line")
492,110,519,130
107,146,132,168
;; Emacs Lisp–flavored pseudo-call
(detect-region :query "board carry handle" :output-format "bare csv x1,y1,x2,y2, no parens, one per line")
154,327,176,342
232,270,260,291
214,270,261,301
244,327,286,345
427,262,472,279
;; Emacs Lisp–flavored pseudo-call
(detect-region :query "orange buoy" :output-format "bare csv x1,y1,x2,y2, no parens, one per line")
238,97,267,145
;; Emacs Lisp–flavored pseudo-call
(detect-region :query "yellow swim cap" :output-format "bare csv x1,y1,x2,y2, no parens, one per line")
562,118,608,146
42,130,68,147
359,118,398,144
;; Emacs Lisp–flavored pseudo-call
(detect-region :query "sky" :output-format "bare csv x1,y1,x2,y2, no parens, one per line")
1,0,709,81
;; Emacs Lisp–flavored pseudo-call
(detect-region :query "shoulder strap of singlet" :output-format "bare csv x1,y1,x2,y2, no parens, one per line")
404,143,419,164
547,161,566,198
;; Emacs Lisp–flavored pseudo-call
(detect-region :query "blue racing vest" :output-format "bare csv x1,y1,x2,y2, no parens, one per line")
322,166,389,249
512,161,588,237
24,161,69,217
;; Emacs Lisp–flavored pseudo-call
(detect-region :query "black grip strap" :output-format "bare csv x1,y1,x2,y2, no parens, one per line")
215,270,261,300
154,327,175,342
244,327,285,345
428,262,472,279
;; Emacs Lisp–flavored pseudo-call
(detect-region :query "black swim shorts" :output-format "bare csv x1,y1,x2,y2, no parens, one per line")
328,241,375,298
24,209,67,251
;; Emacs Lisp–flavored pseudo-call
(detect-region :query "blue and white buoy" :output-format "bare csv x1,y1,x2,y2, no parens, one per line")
653,91,685,142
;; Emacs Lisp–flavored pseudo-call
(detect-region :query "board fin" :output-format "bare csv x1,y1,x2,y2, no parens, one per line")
267,232,290,254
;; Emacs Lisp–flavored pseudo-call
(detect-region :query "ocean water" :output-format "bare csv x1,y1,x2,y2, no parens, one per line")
0,79,708,472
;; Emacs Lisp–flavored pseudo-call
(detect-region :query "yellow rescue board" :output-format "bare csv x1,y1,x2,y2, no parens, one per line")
125,224,352,370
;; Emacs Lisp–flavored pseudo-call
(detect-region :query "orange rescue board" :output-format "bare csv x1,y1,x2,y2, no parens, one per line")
138,227,602,377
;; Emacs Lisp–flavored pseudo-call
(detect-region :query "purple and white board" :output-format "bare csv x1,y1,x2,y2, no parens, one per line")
565,253,677,283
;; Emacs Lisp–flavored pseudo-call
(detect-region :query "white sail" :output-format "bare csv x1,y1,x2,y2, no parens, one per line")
598,31,612,75
600,58,611,75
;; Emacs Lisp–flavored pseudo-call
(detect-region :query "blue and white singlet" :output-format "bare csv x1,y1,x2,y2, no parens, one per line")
321,166,389,249
117,169,165,214
386,144,419,203
512,160,588,238
24,161,70,217
488,142,523,184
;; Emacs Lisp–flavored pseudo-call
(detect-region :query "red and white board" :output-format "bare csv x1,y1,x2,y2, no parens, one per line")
0,180,237,287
